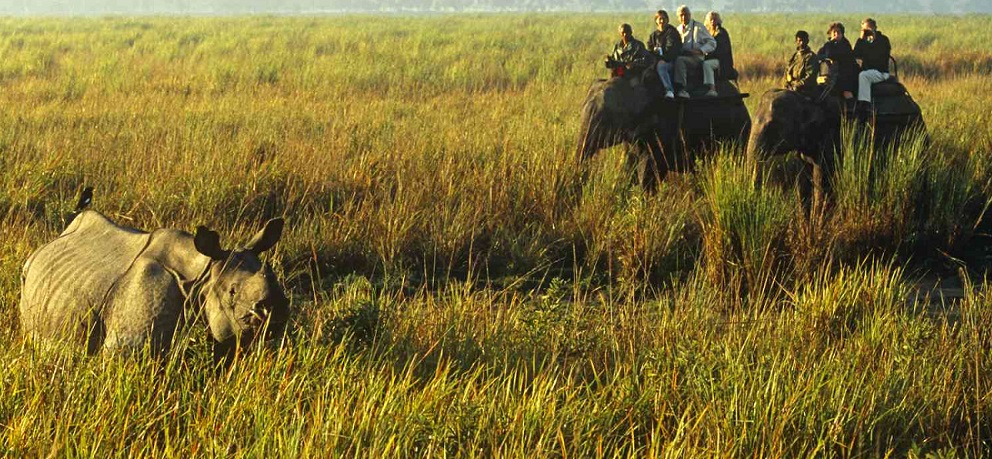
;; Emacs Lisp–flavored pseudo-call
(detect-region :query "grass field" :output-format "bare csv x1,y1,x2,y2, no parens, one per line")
1,13,991,456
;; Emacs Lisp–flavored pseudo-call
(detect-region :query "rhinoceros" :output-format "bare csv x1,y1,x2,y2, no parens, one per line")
19,210,289,358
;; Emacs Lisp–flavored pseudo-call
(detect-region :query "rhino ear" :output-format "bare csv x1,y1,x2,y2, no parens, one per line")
247,218,284,254
194,226,228,260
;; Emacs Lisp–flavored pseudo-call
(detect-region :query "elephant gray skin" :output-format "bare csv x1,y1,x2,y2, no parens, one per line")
746,90,843,200
747,88,926,201
20,210,289,361
576,77,751,190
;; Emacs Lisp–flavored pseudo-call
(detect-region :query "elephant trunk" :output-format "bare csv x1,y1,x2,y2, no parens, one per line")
576,104,621,161
746,120,777,164
575,121,596,161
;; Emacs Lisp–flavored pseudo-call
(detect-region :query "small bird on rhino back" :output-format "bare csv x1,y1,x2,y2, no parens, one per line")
19,191,290,360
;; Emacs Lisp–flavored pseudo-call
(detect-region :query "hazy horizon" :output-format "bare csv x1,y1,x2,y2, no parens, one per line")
0,0,987,15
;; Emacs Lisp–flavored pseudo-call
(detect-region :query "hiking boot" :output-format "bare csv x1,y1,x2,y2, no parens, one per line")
676,89,690,99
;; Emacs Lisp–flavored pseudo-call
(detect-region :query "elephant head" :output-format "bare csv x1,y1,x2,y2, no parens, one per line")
747,90,842,163
576,78,655,161
577,78,751,190
747,90,844,205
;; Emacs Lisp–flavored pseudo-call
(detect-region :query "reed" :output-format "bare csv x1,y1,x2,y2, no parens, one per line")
2,14,991,457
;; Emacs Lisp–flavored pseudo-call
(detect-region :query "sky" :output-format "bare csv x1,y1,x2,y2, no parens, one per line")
0,0,986,14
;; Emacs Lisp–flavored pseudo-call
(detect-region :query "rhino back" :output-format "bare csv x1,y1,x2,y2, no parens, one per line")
20,211,151,347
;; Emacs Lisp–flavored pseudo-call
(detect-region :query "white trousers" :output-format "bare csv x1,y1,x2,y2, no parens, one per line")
857,69,890,103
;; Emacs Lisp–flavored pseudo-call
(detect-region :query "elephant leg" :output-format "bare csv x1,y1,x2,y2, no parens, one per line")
635,139,669,192
798,153,831,221
811,160,825,217
636,154,656,191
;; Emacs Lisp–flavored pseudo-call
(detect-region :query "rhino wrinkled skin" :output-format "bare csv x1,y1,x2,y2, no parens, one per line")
19,210,289,357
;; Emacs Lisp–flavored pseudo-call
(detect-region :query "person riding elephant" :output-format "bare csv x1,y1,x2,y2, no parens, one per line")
817,22,859,107
702,11,737,96
673,5,716,98
605,23,655,85
853,17,892,118
785,30,820,97
647,10,682,99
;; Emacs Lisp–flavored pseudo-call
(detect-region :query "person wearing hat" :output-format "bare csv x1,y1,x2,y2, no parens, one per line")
785,30,819,97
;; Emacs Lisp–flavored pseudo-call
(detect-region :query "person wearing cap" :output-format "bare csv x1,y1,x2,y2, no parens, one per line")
647,9,682,99
853,17,892,111
785,30,819,96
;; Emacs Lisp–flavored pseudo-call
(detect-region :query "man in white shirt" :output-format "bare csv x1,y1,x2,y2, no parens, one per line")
673,5,717,98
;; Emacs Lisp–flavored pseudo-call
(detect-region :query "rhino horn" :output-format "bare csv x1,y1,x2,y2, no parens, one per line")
246,218,284,254
194,226,228,260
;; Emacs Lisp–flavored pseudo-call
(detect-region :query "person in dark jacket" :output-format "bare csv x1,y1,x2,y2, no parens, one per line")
785,30,819,97
647,9,682,99
605,23,655,84
853,17,892,107
702,11,736,97
817,22,859,103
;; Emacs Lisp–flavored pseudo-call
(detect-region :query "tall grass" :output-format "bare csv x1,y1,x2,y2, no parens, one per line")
1,14,991,456
700,148,792,304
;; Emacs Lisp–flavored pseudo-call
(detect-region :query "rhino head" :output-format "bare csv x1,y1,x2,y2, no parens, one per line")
192,218,289,350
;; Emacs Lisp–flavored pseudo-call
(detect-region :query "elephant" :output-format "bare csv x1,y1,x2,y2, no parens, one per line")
576,77,751,189
747,84,926,202
746,90,843,201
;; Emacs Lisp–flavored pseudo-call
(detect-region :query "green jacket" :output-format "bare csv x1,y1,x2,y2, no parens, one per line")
786,46,818,94
610,38,654,73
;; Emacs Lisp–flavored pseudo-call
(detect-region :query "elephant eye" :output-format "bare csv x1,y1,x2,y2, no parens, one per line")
228,286,237,297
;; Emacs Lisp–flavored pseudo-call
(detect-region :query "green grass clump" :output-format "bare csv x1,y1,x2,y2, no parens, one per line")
700,148,793,303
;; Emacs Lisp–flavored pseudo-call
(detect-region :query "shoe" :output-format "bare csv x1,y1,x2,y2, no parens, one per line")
676,90,690,99
705,89,718,97
664,90,674,99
